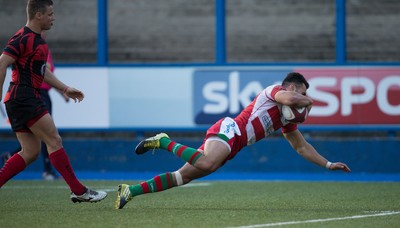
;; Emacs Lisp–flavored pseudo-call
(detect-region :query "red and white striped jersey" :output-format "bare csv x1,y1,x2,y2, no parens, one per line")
234,84,297,145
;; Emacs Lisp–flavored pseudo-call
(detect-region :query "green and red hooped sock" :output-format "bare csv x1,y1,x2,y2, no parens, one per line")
129,172,176,197
159,137,202,165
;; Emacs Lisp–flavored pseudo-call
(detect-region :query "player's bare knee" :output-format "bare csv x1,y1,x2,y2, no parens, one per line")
20,149,40,164
32,152,40,160
54,134,63,147
48,134,63,148
28,152,40,162
199,160,219,173
181,177,192,185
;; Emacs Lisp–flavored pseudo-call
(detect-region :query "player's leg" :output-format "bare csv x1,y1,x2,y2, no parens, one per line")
29,114,85,194
29,113,62,152
115,164,208,209
39,91,57,180
0,132,41,187
127,148,222,197
29,114,107,202
16,132,41,164
179,139,230,182
116,140,230,209
135,133,227,173
41,141,57,180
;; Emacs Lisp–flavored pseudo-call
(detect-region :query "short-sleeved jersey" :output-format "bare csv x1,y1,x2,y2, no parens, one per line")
199,84,298,162
234,84,297,145
3,26,49,102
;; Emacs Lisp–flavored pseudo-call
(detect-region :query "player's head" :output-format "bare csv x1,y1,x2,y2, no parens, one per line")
26,0,55,30
282,72,309,95
27,0,53,20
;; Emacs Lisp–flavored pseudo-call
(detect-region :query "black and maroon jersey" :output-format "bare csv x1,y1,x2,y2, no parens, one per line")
3,26,49,102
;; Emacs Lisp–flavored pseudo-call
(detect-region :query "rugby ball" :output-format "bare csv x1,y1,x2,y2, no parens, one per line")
281,105,308,123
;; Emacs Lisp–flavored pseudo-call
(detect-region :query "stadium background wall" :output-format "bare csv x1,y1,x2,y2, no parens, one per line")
0,0,399,180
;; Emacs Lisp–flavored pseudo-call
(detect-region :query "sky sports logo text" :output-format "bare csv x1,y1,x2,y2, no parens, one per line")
193,70,287,124
193,69,400,125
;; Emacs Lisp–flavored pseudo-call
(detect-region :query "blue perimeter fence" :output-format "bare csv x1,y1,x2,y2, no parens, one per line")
2,126,399,182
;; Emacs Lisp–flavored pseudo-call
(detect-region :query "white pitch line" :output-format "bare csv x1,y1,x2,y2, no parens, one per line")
2,182,212,191
3,185,116,192
181,182,211,188
228,211,400,228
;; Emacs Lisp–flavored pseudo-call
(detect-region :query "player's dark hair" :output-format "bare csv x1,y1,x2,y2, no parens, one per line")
27,0,53,20
282,72,309,89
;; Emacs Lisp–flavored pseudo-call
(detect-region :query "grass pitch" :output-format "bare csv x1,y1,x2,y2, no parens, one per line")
1,180,399,228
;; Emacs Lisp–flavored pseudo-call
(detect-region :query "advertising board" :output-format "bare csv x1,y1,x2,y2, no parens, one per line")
1,66,399,129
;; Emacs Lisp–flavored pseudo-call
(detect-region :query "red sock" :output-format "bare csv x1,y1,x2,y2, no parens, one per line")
49,148,86,195
0,153,26,187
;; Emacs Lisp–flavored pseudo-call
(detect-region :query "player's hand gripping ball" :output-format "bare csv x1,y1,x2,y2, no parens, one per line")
282,105,308,123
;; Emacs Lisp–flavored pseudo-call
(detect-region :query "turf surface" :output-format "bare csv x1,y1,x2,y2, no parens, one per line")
1,180,399,227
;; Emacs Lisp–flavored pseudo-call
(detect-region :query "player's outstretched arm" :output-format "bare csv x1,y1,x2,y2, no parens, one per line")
328,162,351,172
44,67,84,102
63,87,84,103
283,129,351,173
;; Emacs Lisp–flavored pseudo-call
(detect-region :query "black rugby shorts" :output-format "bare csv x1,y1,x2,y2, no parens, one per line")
5,97,48,132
